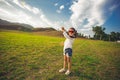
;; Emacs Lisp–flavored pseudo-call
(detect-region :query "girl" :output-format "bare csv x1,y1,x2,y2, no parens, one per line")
59,27,77,75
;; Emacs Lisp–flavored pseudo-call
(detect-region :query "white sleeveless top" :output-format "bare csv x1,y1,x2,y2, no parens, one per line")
63,31,74,50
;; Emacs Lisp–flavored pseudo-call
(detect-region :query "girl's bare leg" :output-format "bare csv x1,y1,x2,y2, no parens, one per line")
67,57,71,71
63,55,67,69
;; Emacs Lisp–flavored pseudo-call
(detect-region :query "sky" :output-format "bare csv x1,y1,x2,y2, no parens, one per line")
0,0,120,36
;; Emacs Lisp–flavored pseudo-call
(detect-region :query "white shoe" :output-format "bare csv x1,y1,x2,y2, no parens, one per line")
59,68,66,73
65,70,71,75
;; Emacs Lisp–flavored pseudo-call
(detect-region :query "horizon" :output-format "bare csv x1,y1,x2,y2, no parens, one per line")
0,0,120,36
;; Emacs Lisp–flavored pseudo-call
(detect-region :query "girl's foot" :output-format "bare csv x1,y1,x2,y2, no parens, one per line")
65,70,71,75
59,68,66,73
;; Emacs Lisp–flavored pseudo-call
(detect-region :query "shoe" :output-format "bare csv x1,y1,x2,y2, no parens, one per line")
65,70,71,75
59,68,66,73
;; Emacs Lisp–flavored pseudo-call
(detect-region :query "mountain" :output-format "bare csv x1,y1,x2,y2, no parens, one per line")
32,27,62,37
0,19,33,31
32,27,56,32
0,19,11,25
0,19,59,33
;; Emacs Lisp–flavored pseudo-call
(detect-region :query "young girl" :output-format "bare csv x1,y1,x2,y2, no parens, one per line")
59,27,77,75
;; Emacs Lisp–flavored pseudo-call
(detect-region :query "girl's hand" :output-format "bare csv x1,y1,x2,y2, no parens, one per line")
61,27,65,32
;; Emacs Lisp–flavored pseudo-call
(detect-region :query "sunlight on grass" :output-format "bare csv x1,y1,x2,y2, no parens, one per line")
0,30,120,80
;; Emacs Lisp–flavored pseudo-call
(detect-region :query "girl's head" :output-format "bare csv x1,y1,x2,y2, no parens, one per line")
68,27,77,38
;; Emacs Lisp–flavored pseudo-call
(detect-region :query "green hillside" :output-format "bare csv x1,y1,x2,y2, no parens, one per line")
0,30,120,80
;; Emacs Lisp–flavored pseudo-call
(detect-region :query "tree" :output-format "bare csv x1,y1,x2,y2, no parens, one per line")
78,33,85,38
116,32,120,40
92,26,106,40
110,32,120,41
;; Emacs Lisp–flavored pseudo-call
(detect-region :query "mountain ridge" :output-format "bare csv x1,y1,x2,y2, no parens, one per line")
0,19,33,31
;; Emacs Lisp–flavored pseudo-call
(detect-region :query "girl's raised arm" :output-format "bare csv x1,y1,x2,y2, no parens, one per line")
61,27,71,39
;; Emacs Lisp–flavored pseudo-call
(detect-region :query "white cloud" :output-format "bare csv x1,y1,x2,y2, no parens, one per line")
13,0,41,15
69,0,108,36
60,5,64,10
0,0,118,36
13,0,24,8
2,0,13,7
109,4,118,12
56,10,61,13
56,5,65,13
54,3,58,6
0,0,55,28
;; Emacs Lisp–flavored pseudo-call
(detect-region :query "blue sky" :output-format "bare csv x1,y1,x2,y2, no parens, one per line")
0,0,120,36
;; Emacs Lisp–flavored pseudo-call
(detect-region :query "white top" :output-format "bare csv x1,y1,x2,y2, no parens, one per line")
63,31,74,50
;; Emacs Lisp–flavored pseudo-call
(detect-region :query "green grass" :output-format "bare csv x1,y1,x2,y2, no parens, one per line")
0,30,120,80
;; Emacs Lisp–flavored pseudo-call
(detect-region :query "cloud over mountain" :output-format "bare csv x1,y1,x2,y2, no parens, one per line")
0,0,119,36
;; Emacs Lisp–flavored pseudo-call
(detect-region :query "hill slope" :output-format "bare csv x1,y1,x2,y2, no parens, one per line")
0,30,120,80
0,19,33,31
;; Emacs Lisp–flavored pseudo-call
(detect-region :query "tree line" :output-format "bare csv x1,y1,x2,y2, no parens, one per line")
92,26,120,41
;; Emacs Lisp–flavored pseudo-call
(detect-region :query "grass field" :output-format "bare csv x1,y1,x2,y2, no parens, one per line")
0,30,120,80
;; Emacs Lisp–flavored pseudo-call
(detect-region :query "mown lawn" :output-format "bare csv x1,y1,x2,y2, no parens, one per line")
0,30,120,80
